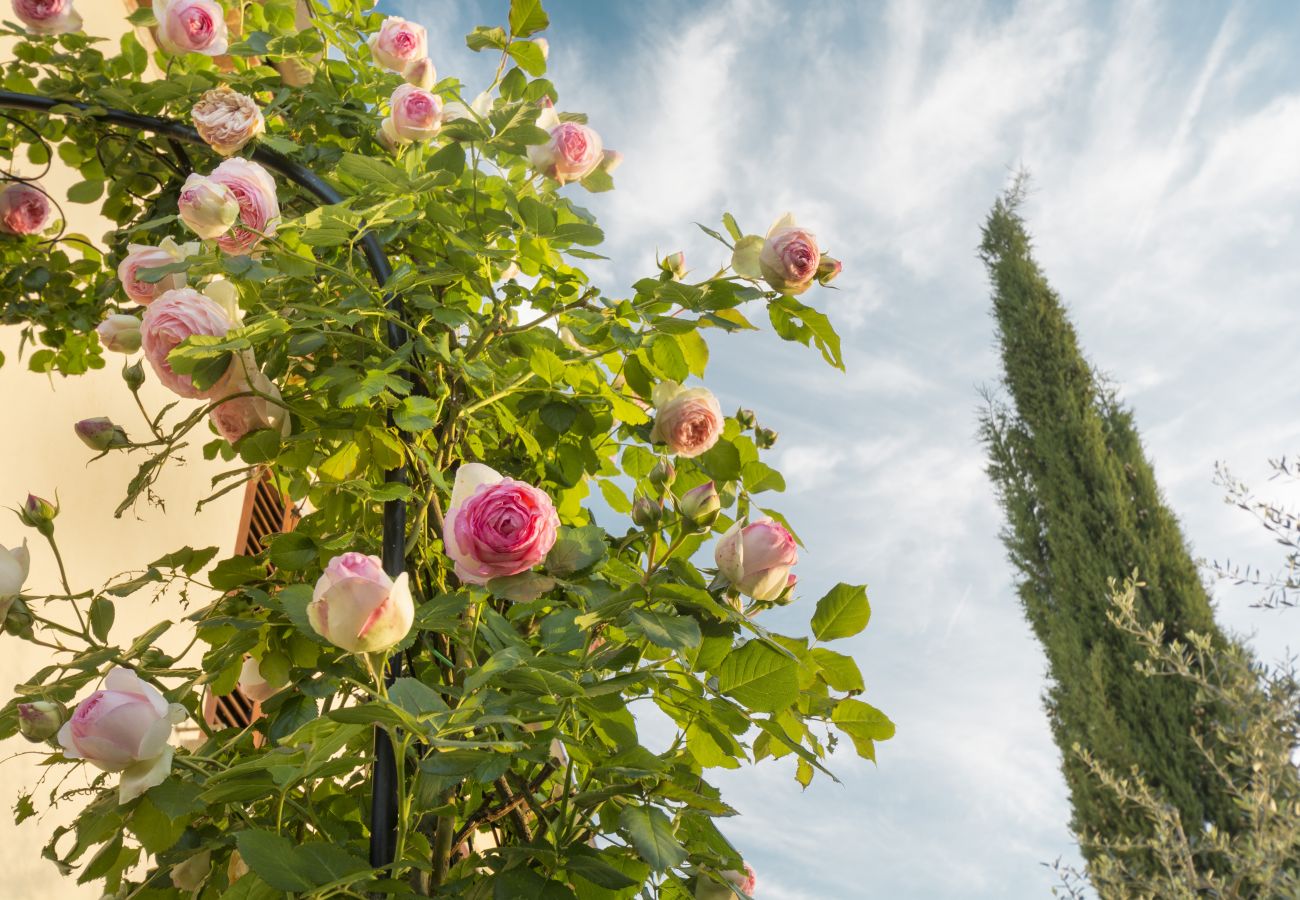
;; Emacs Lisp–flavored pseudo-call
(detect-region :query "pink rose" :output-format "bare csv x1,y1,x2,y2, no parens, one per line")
650,381,724,458
444,463,559,585
368,16,427,73
178,173,239,239
208,360,288,444
714,518,798,602
236,656,281,704
209,158,279,255
57,667,187,803
759,214,821,295
140,288,233,398
0,182,53,235
11,0,81,34
191,86,265,156
154,0,229,57
97,314,142,354
307,553,414,654
381,84,443,146
117,239,193,305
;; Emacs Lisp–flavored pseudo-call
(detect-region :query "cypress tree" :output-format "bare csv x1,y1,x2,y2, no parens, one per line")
978,184,1232,861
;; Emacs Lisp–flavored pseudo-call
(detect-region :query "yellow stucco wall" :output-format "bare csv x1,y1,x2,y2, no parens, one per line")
1,4,244,894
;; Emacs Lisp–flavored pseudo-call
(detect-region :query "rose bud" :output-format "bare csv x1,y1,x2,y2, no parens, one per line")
236,656,282,704
527,102,611,186
715,518,798,602
631,497,662,530
177,174,239,240
648,459,676,491
696,865,757,899
678,482,721,530
19,493,58,536
140,288,234,399
443,463,560,586
735,408,756,430
308,553,414,655
816,255,842,286
11,0,82,34
208,158,280,255
170,850,211,893
0,540,30,620
659,251,687,281
122,359,146,391
403,57,437,90
154,0,229,57
380,83,443,146
117,238,195,305
96,314,143,354
191,86,266,157
17,701,66,743
0,182,53,235
759,213,821,295
57,667,188,803
75,417,129,452
650,381,724,458
755,426,779,449
368,16,427,74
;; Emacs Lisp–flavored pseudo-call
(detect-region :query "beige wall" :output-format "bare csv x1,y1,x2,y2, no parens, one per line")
1,4,243,895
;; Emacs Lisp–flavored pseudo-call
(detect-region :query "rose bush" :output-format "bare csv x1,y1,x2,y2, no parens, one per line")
0,2,892,897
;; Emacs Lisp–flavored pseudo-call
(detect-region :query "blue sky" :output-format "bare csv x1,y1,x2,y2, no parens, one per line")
385,1,1300,896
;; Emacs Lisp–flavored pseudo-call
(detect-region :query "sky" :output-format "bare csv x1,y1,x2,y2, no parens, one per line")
384,1,1300,896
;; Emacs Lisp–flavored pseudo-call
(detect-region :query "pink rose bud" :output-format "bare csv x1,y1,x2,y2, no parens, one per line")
208,158,280,255
380,83,443,146
528,103,609,185
75,417,129,452
368,16,427,73
140,288,233,399
57,667,187,803
817,255,842,286
648,459,676,490
0,541,30,611
97,314,143,354
11,0,81,34
191,86,266,157
678,481,721,530
208,363,288,445
696,864,757,899
236,656,281,704
759,213,821,295
178,174,239,240
307,553,414,654
17,700,65,743
632,497,662,530
19,493,57,536
443,463,560,586
170,851,211,893
0,182,53,235
714,518,798,602
659,251,687,281
117,239,193,305
154,0,229,57
649,381,724,458
403,57,437,90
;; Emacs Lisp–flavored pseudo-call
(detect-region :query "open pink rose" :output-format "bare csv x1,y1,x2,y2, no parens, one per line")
0,182,52,235
368,16,427,73
444,463,559,585
715,518,798,602
759,214,821,295
57,667,187,803
117,239,194,305
192,86,265,156
140,288,233,398
11,0,81,34
527,101,620,185
154,0,228,57
209,158,279,255
381,84,442,146
208,360,288,444
650,381,724,458
308,553,414,654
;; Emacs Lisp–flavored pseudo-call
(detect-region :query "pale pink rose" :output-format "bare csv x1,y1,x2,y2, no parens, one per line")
97,314,142,354
528,121,605,185
381,84,442,146
140,288,233,399
759,213,821,295
0,182,52,235
178,173,239,239
403,57,436,90
307,552,414,654
154,0,229,57
0,541,30,625
714,518,798,602
11,0,81,34
649,381,724,458
209,158,279,255
444,463,559,585
56,667,187,803
208,361,288,444
117,239,194,305
368,16,427,73
236,656,281,704
191,86,265,156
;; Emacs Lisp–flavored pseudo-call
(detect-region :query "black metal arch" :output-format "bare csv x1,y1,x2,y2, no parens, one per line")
0,90,404,873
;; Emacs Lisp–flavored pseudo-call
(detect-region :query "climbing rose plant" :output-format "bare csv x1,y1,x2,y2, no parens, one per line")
0,1,890,897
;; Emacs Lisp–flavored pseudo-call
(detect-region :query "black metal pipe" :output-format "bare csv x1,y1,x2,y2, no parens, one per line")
0,90,406,873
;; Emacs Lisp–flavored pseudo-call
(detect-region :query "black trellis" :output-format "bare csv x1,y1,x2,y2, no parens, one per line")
0,90,406,873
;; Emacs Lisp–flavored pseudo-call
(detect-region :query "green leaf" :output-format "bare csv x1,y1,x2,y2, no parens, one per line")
89,596,115,643
209,555,268,591
529,347,565,384
519,196,556,235
267,532,318,572
66,179,103,204
731,235,764,278
494,867,577,900
811,647,865,692
466,25,508,51
233,831,366,892
509,0,550,37
623,609,701,656
810,583,870,641
545,525,606,577
832,697,896,759
318,442,361,482
395,396,441,432
618,805,687,873
236,427,281,463
508,40,548,76
722,212,743,242
716,640,799,712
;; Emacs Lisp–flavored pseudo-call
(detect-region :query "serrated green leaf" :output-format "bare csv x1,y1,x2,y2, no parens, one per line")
810,583,870,641
716,640,799,712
